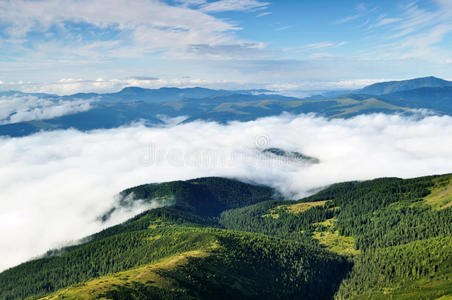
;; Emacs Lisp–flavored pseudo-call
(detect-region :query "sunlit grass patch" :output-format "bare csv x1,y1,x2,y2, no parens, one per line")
312,218,360,256
423,174,452,209
262,200,327,219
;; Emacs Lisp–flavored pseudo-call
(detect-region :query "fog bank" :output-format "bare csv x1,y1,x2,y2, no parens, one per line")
1,113,452,271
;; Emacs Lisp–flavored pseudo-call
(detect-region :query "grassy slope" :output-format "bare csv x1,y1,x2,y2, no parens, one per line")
261,201,327,219
40,249,211,300
0,211,350,300
423,174,452,209
329,98,408,118
33,227,350,300
0,226,218,300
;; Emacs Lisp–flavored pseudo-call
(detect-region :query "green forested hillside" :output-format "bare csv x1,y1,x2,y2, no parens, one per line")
112,177,280,218
0,223,350,299
1,174,451,299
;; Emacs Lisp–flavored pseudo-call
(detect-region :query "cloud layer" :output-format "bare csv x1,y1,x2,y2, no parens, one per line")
0,94,94,124
1,113,452,271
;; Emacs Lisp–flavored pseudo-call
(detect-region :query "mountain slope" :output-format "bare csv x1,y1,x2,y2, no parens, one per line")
0,220,350,300
358,76,452,95
41,229,350,300
379,86,452,113
110,177,279,218
0,177,451,299
336,236,452,300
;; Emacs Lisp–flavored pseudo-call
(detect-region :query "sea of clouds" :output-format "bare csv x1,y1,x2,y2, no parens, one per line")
1,112,452,271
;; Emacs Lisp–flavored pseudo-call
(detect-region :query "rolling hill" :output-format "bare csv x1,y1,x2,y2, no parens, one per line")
1,76,452,137
0,174,451,299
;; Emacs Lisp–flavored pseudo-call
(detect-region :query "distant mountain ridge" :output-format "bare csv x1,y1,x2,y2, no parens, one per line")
1,76,449,101
99,87,275,103
357,76,452,95
1,76,452,137
0,87,274,103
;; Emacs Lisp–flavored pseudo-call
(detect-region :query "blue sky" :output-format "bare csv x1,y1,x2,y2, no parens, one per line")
0,0,451,95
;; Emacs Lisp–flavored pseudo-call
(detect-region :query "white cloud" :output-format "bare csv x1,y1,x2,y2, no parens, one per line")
332,78,388,89
0,0,234,35
368,1,452,61
0,94,94,124
436,0,452,11
175,0,207,7
256,11,271,17
265,78,389,95
396,24,452,59
374,18,401,27
305,42,334,49
333,4,375,25
285,41,347,54
334,13,364,25
332,1,451,62
175,0,269,12
0,0,266,61
274,25,292,32
200,0,269,12
1,113,452,271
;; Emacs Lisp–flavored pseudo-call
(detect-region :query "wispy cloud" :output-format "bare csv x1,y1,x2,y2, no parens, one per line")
0,0,235,36
371,1,452,60
284,41,347,54
334,13,365,25
303,42,335,49
334,0,452,64
0,0,265,61
256,11,271,17
333,3,375,25
274,25,292,32
199,0,269,12
374,17,401,27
